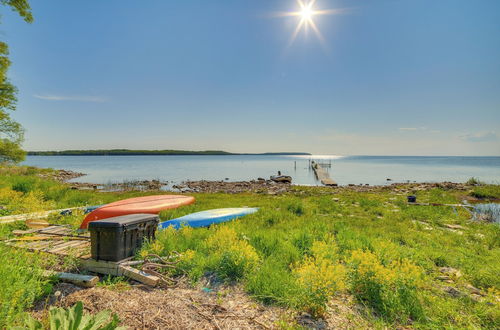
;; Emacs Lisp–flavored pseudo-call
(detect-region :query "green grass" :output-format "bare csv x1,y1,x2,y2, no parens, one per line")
0,165,499,328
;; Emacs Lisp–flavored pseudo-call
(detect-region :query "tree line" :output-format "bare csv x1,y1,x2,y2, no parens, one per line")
0,0,32,163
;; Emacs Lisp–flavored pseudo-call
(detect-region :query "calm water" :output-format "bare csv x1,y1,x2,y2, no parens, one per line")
23,155,500,186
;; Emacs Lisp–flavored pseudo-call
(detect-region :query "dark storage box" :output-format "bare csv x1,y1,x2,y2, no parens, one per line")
89,213,159,262
407,195,417,203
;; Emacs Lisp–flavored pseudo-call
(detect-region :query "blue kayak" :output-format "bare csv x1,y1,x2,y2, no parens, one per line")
159,207,258,229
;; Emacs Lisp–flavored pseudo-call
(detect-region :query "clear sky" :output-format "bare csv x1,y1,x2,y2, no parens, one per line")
2,0,500,155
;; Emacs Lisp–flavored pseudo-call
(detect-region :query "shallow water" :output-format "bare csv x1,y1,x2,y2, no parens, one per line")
23,155,500,186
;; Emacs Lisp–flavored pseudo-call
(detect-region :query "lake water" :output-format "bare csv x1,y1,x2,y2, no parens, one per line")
23,155,500,186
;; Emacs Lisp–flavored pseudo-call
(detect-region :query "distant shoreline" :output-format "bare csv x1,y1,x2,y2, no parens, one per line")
27,149,311,156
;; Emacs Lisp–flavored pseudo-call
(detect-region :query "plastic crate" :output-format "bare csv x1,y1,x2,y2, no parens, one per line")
88,213,159,262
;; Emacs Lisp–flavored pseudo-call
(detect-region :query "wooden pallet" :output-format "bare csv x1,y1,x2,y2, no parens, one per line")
3,225,159,286
4,225,91,258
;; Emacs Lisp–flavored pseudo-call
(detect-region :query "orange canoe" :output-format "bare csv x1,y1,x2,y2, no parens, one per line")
79,195,195,229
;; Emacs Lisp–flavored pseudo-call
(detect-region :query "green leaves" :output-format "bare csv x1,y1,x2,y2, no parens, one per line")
0,1,29,163
13,302,124,330
0,0,33,23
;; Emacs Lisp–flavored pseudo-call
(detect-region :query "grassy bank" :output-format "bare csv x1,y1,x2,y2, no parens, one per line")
0,165,499,328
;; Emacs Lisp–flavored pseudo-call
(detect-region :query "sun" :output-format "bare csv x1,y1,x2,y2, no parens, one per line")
274,0,346,47
300,3,314,20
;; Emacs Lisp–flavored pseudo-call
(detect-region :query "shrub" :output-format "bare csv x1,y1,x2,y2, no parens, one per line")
347,249,425,323
0,188,54,215
205,226,259,281
292,239,347,316
246,258,300,306
466,177,483,186
470,185,500,199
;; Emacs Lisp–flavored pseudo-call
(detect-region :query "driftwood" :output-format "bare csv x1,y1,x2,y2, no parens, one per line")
43,270,99,288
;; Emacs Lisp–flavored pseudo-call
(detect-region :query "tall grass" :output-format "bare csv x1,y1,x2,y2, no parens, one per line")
0,244,53,327
0,165,499,328
143,188,500,327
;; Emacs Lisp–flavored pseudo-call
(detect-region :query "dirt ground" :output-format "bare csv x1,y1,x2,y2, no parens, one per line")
34,282,285,329
32,281,368,329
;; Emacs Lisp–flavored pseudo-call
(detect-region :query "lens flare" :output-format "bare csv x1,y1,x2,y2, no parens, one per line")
300,4,314,20
273,0,348,48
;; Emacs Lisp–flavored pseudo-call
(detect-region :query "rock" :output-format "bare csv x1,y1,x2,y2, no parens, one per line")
444,224,465,230
443,286,464,298
332,198,340,202
437,275,451,281
439,267,462,278
465,284,483,296
470,294,483,302
296,312,327,329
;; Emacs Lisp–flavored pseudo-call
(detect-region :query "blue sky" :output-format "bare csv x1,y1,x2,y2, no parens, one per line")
2,0,499,155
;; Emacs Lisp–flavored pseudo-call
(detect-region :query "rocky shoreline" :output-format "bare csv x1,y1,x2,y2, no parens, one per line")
173,179,294,194
37,169,86,182
51,167,482,196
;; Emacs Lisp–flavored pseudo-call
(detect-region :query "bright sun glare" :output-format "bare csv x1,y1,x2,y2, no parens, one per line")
300,4,314,20
275,0,345,47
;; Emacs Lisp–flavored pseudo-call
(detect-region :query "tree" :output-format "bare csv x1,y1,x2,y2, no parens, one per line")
0,0,32,163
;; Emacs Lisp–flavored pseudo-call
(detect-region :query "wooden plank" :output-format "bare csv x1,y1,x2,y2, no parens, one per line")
30,241,53,250
26,240,54,250
81,259,122,276
25,219,50,229
43,270,99,288
120,265,159,287
58,242,90,256
12,226,61,236
47,240,85,253
40,240,74,252
40,242,63,252
42,226,72,235
81,259,160,286
9,236,87,242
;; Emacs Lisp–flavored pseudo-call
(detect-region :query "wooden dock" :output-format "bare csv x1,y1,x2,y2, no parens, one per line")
311,161,337,186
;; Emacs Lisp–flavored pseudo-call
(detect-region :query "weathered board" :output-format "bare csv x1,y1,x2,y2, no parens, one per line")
4,225,91,258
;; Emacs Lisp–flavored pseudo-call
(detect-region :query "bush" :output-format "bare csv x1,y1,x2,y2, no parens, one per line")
347,249,425,323
246,258,300,306
205,226,259,281
470,185,500,200
466,177,483,186
292,239,347,316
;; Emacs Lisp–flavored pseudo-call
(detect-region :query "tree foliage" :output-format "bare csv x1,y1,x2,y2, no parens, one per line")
0,0,32,163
